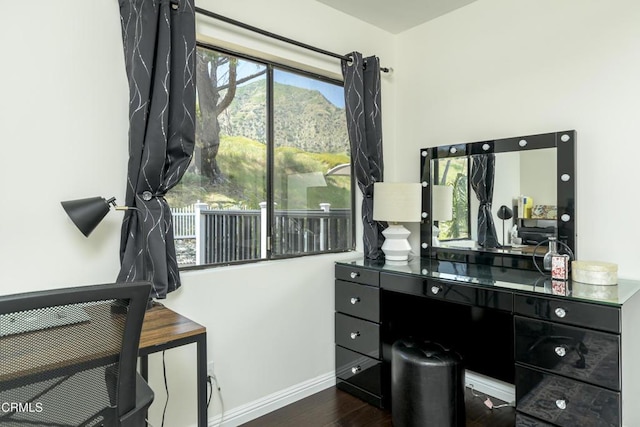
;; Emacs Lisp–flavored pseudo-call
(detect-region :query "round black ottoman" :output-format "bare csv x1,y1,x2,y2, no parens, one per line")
391,340,465,427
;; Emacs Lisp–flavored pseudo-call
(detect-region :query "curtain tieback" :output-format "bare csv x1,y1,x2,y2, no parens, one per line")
140,191,166,201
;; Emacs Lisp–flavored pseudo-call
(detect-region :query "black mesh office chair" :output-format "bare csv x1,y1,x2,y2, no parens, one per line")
0,281,153,426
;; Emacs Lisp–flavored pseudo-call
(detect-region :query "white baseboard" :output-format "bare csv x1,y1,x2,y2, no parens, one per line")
465,370,515,404
206,372,336,427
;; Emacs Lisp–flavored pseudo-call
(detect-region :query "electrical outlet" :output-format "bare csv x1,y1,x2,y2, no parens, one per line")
208,361,215,376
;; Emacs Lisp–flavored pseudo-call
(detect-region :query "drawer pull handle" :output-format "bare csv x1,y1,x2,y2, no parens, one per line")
350,272,359,279
351,366,361,374
350,331,360,340
554,307,567,318
555,399,567,410
431,286,441,295
555,346,567,357
350,297,360,305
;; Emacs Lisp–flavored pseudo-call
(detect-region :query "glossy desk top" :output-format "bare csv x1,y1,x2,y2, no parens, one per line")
337,258,640,307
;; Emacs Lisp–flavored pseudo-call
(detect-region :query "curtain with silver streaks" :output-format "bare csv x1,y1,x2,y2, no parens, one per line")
470,154,499,248
342,52,385,259
117,0,196,299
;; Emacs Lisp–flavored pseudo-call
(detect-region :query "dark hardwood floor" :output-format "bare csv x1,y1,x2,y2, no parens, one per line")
240,386,515,427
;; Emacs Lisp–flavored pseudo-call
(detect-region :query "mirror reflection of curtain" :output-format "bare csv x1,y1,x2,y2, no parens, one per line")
470,154,499,248
342,52,385,259
117,0,196,299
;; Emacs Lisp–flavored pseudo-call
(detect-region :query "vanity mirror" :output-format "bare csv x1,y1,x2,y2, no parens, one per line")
419,130,576,270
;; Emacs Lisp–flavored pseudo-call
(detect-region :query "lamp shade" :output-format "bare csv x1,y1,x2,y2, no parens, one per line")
497,205,513,220
432,185,453,222
61,197,113,237
373,182,422,223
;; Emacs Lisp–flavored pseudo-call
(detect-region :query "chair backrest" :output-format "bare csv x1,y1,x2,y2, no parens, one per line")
0,281,151,426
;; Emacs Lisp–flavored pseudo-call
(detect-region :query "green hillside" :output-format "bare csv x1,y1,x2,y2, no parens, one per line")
167,135,351,210
219,81,349,153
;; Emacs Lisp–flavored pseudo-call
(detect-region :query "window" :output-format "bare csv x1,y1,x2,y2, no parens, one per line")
433,157,470,241
167,44,354,267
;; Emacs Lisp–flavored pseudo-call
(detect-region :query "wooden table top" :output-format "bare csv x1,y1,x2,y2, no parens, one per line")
139,304,206,351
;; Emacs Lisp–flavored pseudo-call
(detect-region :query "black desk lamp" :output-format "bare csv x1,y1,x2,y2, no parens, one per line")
497,205,513,248
61,196,134,237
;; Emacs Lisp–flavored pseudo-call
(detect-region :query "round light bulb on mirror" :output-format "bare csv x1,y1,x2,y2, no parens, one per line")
450,147,457,154
422,181,428,187
421,212,428,218
561,173,571,182
519,139,527,147
561,213,571,222
421,242,428,249
561,134,571,142
482,143,490,151
421,150,428,157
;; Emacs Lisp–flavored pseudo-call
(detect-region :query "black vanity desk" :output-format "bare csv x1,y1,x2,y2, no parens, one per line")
334,258,640,427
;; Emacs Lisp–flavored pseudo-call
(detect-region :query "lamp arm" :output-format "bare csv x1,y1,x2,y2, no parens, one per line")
106,197,138,211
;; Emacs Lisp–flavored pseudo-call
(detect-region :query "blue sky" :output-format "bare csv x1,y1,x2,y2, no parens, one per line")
274,70,345,109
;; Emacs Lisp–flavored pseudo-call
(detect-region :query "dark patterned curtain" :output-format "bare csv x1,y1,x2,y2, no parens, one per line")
117,0,196,299
470,154,499,248
341,52,385,259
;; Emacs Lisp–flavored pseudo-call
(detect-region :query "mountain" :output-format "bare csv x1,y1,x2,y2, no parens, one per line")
219,81,350,154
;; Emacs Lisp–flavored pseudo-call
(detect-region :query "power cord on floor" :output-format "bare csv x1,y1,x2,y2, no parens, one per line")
207,373,225,427
467,384,515,410
161,350,169,427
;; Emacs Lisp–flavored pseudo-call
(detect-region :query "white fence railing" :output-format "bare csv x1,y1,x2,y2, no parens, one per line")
171,202,351,266
172,204,196,239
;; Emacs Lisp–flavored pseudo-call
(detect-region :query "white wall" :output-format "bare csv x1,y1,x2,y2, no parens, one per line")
1,1,129,291
1,1,395,426
396,0,640,279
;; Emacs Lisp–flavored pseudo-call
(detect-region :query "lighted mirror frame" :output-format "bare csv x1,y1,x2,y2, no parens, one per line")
419,130,576,270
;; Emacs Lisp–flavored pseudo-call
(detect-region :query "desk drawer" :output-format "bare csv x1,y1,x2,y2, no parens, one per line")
335,313,380,358
514,316,620,390
336,265,379,286
336,346,382,396
335,280,379,322
514,294,620,333
516,366,620,427
381,273,512,312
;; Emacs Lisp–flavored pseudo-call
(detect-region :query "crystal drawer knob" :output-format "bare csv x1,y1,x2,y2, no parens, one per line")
350,297,360,305
350,272,359,279
555,399,567,410
350,332,360,340
431,286,441,295
351,366,361,374
555,346,567,357
554,307,567,318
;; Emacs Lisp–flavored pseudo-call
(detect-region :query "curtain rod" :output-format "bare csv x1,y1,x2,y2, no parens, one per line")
195,7,391,73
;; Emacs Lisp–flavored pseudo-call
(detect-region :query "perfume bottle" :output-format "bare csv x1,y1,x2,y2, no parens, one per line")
543,237,559,271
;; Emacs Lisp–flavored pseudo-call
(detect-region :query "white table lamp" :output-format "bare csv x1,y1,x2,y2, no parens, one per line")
373,182,422,262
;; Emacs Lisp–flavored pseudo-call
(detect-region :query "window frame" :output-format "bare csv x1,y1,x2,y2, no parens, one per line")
177,41,355,269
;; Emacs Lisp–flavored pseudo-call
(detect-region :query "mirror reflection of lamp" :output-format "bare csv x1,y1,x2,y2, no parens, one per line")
497,205,514,248
373,182,422,263
432,185,453,246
